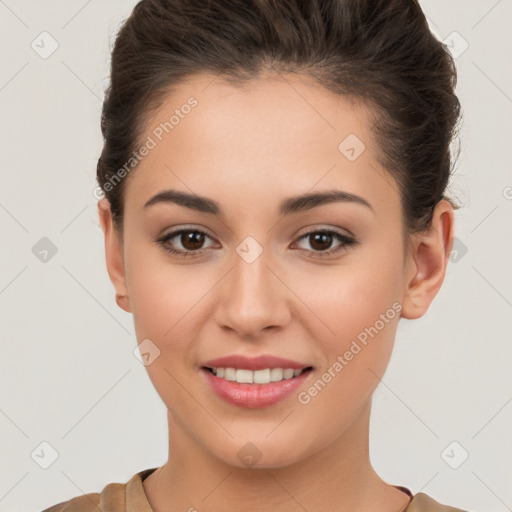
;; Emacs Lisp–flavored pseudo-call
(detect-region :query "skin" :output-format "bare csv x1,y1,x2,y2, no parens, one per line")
98,71,454,512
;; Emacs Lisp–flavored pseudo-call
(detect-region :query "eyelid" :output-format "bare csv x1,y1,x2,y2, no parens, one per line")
294,224,355,240
158,224,354,242
156,224,215,242
292,228,358,257
156,226,218,249
156,224,358,259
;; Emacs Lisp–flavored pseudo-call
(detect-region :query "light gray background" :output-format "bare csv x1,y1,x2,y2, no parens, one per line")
1,1,511,511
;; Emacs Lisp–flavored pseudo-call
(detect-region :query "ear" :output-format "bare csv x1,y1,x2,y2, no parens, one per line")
97,198,131,313
401,199,455,319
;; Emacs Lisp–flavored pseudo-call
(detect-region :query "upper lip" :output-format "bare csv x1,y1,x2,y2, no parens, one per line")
202,354,312,371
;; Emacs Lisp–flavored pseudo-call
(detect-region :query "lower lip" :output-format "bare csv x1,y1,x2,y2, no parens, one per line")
201,368,312,409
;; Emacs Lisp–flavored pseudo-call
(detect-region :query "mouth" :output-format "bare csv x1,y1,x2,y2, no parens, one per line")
200,360,314,408
200,354,314,408
202,366,313,384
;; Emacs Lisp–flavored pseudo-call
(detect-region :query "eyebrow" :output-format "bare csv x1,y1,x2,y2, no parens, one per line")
142,188,374,217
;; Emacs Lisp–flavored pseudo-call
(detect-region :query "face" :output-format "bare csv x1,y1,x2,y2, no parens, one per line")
102,71,426,468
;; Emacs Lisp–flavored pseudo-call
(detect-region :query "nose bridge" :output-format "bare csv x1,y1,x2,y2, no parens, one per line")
216,240,290,337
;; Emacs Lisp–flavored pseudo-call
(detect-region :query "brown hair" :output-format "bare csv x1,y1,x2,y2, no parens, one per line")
97,0,461,235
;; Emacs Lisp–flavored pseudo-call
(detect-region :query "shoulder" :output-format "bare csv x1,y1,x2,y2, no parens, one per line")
41,483,126,512
40,468,157,512
407,492,473,512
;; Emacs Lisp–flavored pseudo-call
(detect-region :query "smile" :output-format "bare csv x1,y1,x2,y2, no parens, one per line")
201,366,313,408
205,366,310,384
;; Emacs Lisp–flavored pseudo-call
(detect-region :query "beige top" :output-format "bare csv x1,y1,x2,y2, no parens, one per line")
41,468,469,512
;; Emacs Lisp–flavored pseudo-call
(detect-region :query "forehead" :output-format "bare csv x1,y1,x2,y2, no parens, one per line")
124,71,399,220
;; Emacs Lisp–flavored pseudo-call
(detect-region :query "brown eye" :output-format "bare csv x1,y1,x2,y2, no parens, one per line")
308,232,334,251
157,228,216,258
180,231,206,250
295,229,357,258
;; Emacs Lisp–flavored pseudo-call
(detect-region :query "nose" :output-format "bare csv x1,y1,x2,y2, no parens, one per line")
214,245,292,340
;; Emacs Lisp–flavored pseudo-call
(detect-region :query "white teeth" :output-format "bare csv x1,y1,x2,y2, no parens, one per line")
270,368,283,381
283,368,294,379
211,367,305,384
253,369,270,384
224,367,236,381
235,369,253,384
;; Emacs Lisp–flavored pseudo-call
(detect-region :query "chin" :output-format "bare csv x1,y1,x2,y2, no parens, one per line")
207,431,314,470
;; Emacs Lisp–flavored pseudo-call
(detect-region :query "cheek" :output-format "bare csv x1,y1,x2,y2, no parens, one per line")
295,265,402,438
125,244,226,385
291,242,404,416
124,237,202,338
125,252,208,409
302,244,404,348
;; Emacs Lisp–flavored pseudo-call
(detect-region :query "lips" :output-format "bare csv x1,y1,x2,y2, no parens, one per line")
201,354,313,408
202,368,312,408
202,354,310,371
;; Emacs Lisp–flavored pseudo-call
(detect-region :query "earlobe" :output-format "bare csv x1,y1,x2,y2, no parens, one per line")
401,200,455,320
97,198,131,313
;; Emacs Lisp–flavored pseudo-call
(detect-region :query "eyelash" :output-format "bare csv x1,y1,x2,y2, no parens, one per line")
156,227,358,259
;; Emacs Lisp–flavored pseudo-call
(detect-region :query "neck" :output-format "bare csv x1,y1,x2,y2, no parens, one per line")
143,400,410,512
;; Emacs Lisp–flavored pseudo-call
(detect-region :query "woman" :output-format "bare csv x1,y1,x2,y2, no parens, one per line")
43,0,469,510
